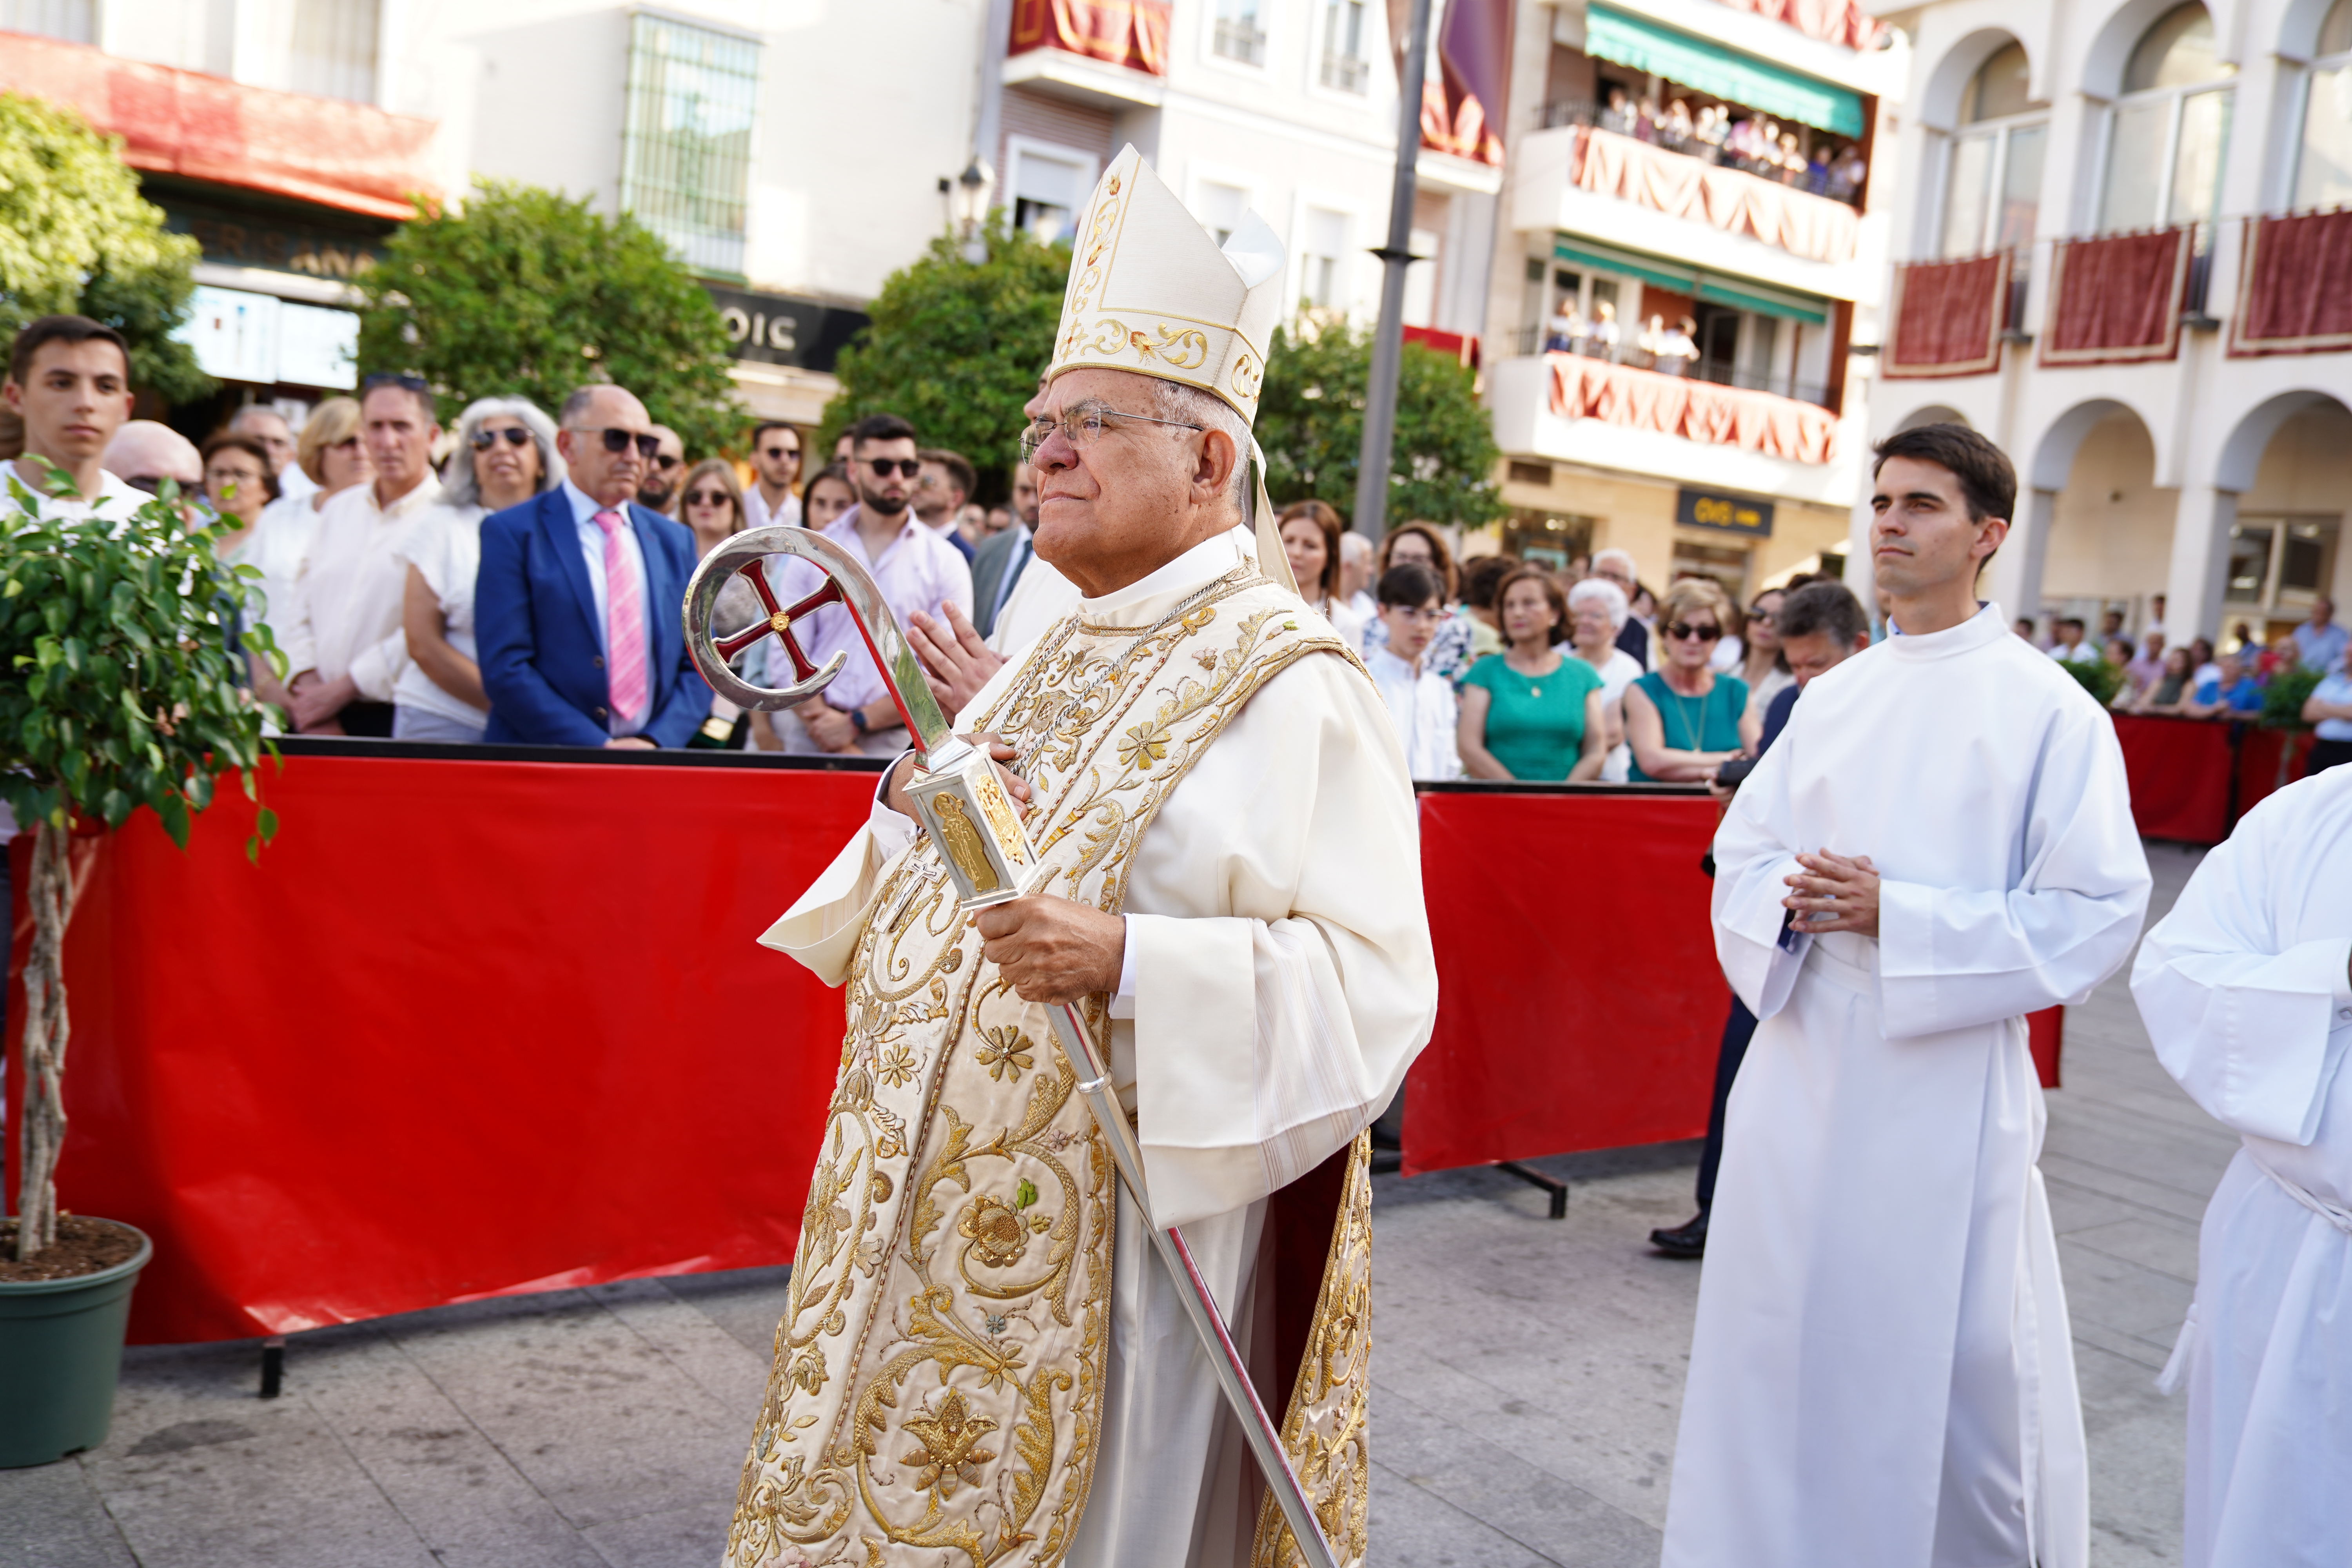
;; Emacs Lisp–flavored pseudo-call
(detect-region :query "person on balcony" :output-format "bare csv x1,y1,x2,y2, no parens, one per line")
1545,302,1583,354
1601,85,1635,136
1590,299,1622,360
1695,105,1729,162
1662,99,1695,152
1637,315,1668,371
1659,317,1701,377
1827,144,1868,204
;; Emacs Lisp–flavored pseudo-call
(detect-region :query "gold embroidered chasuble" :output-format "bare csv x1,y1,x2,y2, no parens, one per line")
728,568,1380,1568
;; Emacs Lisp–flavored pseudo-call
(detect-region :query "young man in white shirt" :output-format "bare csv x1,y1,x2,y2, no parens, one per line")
1,315,144,527
1366,561,1461,780
740,420,802,529
279,374,444,736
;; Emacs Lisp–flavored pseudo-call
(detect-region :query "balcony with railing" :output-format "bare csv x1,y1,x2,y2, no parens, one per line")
1004,0,1171,107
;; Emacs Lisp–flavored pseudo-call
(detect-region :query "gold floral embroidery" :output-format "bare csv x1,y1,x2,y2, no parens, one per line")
902,1390,999,1499
974,1025,1035,1082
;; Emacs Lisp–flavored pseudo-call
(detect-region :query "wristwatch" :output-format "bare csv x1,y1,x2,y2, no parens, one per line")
849,707,870,736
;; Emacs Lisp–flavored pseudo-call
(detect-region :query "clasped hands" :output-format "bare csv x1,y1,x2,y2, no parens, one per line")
883,731,1125,1004
1783,849,1881,938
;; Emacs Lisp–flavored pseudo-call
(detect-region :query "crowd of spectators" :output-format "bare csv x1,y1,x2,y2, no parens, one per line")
1592,85,1868,204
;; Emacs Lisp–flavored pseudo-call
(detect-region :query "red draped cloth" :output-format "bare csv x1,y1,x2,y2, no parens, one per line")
1884,253,2009,377
2041,229,2190,366
2227,209,2352,357
1709,0,1888,49
1008,0,1171,74
0,31,439,219
1569,127,1860,264
1549,354,1838,464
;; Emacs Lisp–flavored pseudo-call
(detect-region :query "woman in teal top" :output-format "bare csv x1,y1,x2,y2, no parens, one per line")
1624,577,1760,782
1457,568,1607,781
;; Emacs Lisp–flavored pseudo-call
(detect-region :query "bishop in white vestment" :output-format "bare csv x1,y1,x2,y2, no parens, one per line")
2132,764,2352,1568
725,147,1436,1568
1666,599,2149,1568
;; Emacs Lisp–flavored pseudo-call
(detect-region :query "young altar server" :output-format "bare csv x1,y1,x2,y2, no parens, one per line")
2131,765,2352,1568
1662,423,2152,1568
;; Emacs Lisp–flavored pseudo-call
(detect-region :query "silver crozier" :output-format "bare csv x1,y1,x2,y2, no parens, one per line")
683,529,1341,1568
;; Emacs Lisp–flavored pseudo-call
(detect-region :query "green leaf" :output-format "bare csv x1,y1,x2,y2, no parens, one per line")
156,791,190,849
255,804,279,842
1014,1178,1038,1210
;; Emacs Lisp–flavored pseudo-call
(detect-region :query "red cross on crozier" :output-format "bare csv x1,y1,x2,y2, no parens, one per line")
712,562,844,681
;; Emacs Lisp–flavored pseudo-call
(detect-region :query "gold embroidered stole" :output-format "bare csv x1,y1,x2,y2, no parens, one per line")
729,570,1371,1568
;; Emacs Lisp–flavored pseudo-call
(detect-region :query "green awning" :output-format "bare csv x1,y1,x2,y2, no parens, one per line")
1585,3,1866,138
1551,237,1831,325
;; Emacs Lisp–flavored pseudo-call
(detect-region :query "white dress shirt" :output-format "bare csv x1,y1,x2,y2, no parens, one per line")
762,503,972,722
1367,644,1461,781
742,483,802,531
1,463,147,530
280,472,443,699
390,503,490,726
557,478,656,736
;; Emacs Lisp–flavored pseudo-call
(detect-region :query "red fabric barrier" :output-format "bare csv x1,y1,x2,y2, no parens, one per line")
2234,725,2317,816
5,753,874,1344
2111,714,2233,844
1403,791,1726,1176
2227,209,2352,357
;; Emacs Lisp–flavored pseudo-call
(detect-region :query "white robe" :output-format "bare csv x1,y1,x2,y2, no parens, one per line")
1664,603,2151,1568
765,525,1438,1566
2131,765,2352,1568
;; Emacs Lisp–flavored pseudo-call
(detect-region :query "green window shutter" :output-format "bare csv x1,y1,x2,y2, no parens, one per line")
1585,4,1866,138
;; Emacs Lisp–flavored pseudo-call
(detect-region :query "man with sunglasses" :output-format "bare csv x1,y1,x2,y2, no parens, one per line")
767,412,971,756
635,424,686,517
279,373,444,736
1663,425,2151,1568
474,383,708,750
741,421,801,529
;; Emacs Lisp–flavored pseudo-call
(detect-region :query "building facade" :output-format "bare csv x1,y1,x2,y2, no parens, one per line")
1475,0,1906,600
1868,0,2352,649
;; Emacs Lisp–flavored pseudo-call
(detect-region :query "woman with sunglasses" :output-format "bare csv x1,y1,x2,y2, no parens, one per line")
1625,577,1761,782
390,397,560,742
1736,586,1796,720
1458,566,1606,781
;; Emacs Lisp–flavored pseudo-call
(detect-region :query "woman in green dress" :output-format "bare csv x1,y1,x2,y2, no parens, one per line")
1458,567,1607,782
1624,576,1760,782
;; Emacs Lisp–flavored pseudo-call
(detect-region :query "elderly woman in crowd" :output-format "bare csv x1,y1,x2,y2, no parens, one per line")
1625,577,1759,782
1459,566,1606,782
246,396,370,636
392,396,561,743
1370,523,1474,681
1566,576,1644,781
802,463,857,530
1278,498,1367,650
199,433,278,567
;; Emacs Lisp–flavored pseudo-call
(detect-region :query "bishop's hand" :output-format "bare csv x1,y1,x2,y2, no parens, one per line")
1784,850,1881,938
973,895,1125,1005
882,733,1032,823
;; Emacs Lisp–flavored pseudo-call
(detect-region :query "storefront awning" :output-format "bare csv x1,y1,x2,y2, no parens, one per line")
1552,237,1831,325
1585,3,1866,138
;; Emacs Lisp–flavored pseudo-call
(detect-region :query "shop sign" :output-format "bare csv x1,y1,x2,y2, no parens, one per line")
156,192,390,282
1676,487,1775,538
702,283,867,373
175,285,358,389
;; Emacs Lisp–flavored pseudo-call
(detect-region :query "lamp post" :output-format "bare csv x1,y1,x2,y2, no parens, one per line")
955,157,995,263
1351,0,1436,543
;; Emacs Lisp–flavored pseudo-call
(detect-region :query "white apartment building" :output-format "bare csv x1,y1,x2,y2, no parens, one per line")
1867,0,2352,648
0,0,1497,443
1476,0,1908,600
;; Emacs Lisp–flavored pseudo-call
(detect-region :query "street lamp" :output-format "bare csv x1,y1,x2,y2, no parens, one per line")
955,157,995,263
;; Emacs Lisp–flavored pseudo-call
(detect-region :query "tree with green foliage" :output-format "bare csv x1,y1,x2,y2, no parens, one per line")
0,93,212,406
356,182,742,457
2055,655,2125,710
819,214,1068,500
1256,314,1505,531
1,467,279,1260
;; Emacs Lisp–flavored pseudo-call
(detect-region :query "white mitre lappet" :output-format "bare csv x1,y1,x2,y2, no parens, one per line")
1046,143,1301,596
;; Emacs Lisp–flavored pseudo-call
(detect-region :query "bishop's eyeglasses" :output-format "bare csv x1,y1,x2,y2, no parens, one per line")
1019,407,1202,464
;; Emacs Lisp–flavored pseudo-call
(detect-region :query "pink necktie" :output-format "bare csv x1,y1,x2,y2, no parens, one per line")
593,509,650,727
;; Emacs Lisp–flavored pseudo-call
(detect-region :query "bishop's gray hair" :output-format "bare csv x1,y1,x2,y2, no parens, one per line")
1148,379,1253,512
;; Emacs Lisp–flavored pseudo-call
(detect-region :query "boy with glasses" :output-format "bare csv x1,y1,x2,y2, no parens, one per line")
1365,561,1461,780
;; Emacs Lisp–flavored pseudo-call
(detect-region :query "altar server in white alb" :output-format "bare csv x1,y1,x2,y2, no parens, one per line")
1664,423,2151,1568
2132,764,2352,1568
726,147,1436,1568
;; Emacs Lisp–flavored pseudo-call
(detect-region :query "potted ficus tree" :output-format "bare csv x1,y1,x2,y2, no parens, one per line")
1,465,279,1467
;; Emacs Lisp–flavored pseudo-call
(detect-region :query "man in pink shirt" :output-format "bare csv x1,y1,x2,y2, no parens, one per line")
772,412,972,755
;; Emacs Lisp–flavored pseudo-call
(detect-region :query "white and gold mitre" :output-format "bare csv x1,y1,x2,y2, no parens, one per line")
1047,144,1287,426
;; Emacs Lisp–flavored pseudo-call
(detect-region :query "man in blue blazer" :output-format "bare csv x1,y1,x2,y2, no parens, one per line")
475,383,711,748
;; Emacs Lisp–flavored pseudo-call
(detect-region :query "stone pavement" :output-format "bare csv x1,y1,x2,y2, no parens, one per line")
2,843,2224,1567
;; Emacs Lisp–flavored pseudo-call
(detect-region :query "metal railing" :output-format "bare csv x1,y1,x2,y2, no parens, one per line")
1513,330,1833,408
1535,98,1866,210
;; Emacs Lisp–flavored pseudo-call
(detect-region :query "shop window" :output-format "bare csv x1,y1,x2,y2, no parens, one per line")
290,0,381,103
1215,0,1268,66
1939,43,2045,257
2099,4,2234,236
1502,511,1596,573
0,0,94,44
2293,0,2352,210
1320,0,1370,93
1671,538,1751,603
621,14,760,279
1300,207,1350,309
